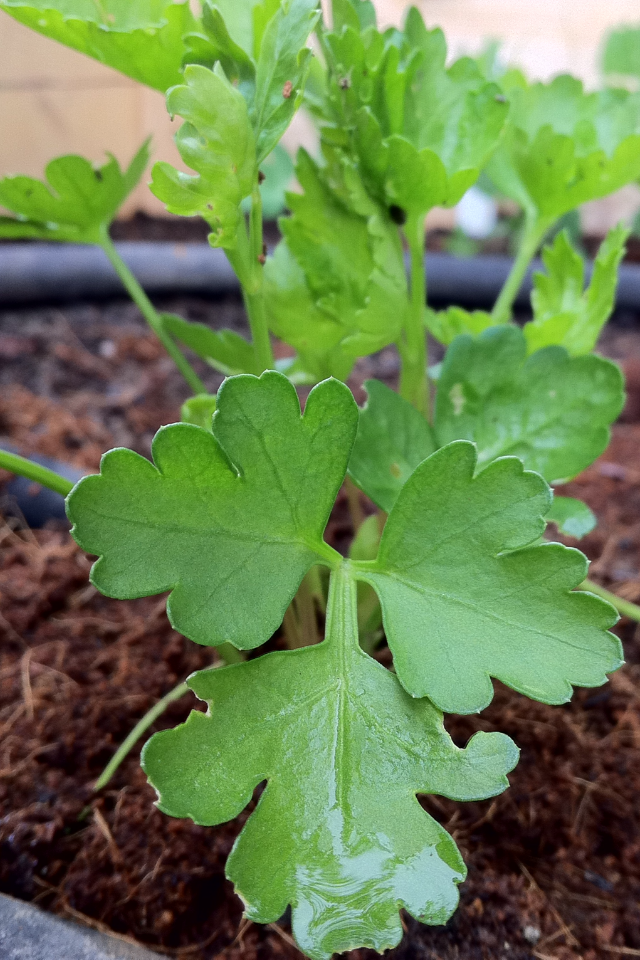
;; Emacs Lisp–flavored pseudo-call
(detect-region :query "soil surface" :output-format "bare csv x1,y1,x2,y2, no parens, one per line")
1,272,640,960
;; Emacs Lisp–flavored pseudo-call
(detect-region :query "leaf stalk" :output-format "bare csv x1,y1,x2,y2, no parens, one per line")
491,214,550,325
399,213,429,418
0,449,74,497
98,229,207,395
580,579,640,623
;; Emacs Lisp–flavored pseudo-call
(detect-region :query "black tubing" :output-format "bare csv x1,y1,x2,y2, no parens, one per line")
1,446,85,527
1,242,640,309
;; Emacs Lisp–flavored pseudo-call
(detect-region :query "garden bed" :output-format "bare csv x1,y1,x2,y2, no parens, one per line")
1,291,640,960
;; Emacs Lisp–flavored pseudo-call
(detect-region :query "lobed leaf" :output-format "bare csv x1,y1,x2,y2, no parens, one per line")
486,76,640,223
425,306,495,347
348,379,435,513
143,563,518,960
435,326,624,484
67,372,358,650
0,0,195,91
265,150,408,379
150,64,256,248
162,313,260,376
547,496,597,540
524,225,629,355
356,442,621,713
0,142,149,244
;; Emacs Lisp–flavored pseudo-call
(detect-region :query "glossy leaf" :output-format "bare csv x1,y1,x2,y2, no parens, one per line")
435,326,624,484
356,441,621,713
348,379,435,513
162,313,260,376
0,143,149,244
0,0,195,91
524,225,629,355
265,151,407,378
151,64,256,248
67,372,357,650
547,496,597,540
425,306,495,347
143,563,518,960
486,76,640,223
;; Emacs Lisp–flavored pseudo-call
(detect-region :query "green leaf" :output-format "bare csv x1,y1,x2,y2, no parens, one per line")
180,394,217,432
486,76,640,224
251,0,320,163
67,372,357,650
0,142,149,244
162,313,260,376
602,25,640,82
143,563,519,960
356,442,621,713
331,0,376,32
265,150,407,377
324,13,508,217
425,306,495,347
524,225,629,355
547,496,597,540
150,63,256,248
348,379,436,513
0,0,195,91
434,326,624,484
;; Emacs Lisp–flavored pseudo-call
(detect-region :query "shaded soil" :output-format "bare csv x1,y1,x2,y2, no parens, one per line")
1,292,640,960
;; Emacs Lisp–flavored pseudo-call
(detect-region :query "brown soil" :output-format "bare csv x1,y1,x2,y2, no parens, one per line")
1,294,640,960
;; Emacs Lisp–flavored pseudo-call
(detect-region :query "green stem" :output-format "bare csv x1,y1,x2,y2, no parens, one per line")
98,229,206,395
94,681,190,791
399,213,429,418
491,214,549,325
580,579,640,623
94,644,245,791
0,449,74,497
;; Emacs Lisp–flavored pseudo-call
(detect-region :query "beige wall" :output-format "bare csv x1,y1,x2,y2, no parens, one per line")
1,1,640,222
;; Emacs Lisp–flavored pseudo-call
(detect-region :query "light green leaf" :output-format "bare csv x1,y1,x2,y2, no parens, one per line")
356,442,621,713
143,563,518,960
251,0,320,163
331,0,376,32
67,372,357,650
182,1,256,95
180,394,217,432
547,496,597,540
324,12,508,217
524,225,629,355
486,76,640,224
0,142,149,244
150,63,256,248
425,306,495,347
162,313,260,376
348,379,436,513
0,0,195,91
265,150,407,376
602,25,640,83
434,326,624,484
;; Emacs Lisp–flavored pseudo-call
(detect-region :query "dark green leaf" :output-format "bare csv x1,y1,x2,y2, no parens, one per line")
434,326,624,484
67,372,357,650
356,441,621,712
348,379,436,513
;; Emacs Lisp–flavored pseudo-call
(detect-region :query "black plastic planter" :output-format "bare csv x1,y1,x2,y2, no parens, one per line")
0,893,162,960
2,241,640,310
